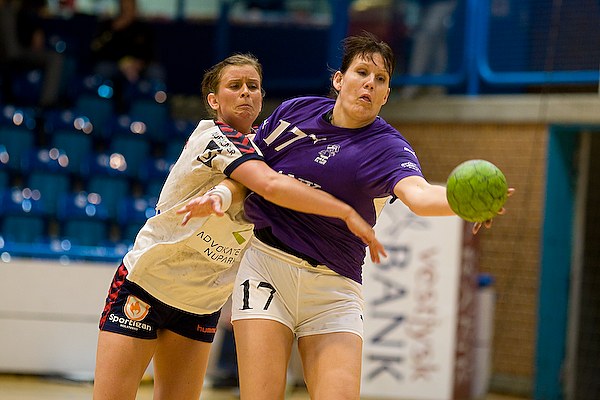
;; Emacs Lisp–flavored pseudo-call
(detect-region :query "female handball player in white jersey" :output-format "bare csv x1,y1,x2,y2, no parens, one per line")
92,53,385,400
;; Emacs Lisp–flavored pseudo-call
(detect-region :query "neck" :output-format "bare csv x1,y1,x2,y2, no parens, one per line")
331,105,372,129
217,119,252,134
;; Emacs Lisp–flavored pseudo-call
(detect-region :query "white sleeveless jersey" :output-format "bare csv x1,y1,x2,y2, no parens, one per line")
123,120,263,315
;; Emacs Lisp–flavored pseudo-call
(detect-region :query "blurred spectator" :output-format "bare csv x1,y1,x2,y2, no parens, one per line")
245,0,285,12
0,0,65,108
90,0,164,111
399,0,457,98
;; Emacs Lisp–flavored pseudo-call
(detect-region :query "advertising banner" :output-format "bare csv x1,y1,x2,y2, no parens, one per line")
361,201,479,399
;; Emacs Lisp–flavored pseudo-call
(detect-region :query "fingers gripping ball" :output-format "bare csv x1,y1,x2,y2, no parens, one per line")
446,159,508,223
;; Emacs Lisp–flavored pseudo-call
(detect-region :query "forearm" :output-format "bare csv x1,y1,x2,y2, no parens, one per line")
259,175,355,221
411,184,455,216
395,176,455,217
229,161,355,222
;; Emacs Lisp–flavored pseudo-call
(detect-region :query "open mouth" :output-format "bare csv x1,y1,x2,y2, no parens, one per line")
359,95,372,103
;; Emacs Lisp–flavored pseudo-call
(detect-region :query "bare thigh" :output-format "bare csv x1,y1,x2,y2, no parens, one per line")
93,331,156,400
233,319,294,400
152,330,213,400
298,332,363,400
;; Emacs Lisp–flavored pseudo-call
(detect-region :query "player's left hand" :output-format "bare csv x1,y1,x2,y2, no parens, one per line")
176,194,225,226
472,187,516,234
344,210,387,263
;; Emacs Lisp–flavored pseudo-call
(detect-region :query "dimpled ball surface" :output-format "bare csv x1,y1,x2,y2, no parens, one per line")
446,159,508,223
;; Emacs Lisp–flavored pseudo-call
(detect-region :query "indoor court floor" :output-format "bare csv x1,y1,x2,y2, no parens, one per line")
0,373,530,400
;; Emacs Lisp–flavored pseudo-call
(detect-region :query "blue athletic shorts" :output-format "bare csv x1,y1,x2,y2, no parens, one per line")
99,263,221,342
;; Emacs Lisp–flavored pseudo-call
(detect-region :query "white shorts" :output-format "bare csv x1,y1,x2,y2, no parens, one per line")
231,237,365,339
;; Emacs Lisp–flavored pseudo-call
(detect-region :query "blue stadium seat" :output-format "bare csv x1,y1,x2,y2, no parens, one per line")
107,125,151,179
129,99,169,143
0,145,9,186
0,188,48,244
163,119,194,160
22,148,72,214
86,175,129,219
0,170,7,189
81,151,130,178
43,109,95,169
0,126,35,171
27,171,70,214
57,191,109,246
42,108,77,133
0,105,38,129
80,151,131,218
82,153,130,219
138,157,173,197
74,76,115,139
169,118,197,141
50,130,93,175
165,140,186,162
145,180,164,199
118,196,157,244
9,70,43,107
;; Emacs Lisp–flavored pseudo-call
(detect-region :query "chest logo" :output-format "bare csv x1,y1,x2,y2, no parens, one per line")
315,144,340,165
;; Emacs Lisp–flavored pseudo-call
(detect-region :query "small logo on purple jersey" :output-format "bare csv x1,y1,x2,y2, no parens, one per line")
314,144,340,165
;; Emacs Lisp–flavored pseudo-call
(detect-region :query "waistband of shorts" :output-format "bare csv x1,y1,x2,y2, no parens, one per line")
250,236,337,275
254,227,322,267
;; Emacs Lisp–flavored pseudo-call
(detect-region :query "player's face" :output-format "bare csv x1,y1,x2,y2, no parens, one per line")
332,53,391,129
208,64,263,134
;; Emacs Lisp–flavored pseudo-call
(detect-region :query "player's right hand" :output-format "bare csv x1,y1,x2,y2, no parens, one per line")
472,187,516,234
176,194,225,226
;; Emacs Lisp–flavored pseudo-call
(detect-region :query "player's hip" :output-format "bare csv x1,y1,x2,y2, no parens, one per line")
231,239,364,338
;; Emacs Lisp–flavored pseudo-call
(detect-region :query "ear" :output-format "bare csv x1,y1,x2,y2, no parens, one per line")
382,87,390,105
207,93,219,111
332,71,343,92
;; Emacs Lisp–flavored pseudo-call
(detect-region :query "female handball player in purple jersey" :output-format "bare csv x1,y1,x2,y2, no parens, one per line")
182,33,511,400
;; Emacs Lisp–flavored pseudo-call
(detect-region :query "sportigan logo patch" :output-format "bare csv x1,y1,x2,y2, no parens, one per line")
124,295,151,321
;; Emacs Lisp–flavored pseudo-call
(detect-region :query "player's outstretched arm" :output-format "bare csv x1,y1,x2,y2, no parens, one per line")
393,176,455,217
394,176,515,234
176,179,247,226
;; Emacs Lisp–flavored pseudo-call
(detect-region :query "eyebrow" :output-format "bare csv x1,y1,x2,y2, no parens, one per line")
225,78,260,83
354,62,389,76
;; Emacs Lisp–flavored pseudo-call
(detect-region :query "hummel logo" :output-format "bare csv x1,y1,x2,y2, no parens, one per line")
309,134,327,144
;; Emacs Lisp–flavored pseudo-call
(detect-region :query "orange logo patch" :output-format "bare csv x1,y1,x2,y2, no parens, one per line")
124,295,151,321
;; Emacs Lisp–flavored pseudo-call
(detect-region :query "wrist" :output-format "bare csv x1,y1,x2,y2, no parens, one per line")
206,185,232,212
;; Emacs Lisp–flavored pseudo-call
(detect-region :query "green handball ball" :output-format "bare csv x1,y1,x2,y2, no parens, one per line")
446,159,508,223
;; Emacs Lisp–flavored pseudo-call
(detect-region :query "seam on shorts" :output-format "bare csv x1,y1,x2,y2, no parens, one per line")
295,266,301,329
231,314,295,332
296,328,364,341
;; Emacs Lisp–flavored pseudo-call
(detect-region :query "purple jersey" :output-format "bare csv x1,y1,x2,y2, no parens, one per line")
244,96,424,283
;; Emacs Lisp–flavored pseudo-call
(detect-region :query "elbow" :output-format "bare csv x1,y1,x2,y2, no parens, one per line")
255,174,284,202
407,204,428,217
405,201,436,217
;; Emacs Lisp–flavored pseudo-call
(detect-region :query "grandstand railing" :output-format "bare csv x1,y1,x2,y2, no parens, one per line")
388,0,599,94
